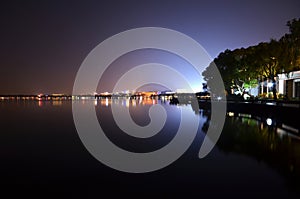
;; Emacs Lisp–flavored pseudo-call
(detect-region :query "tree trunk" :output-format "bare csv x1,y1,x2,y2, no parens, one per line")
272,77,277,100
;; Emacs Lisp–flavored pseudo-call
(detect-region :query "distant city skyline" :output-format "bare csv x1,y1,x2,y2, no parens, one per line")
1,0,300,94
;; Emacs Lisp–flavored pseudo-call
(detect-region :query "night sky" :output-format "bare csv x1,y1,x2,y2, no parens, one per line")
0,0,299,94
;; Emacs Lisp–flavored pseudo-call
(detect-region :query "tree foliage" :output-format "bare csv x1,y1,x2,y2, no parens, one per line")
203,47,258,95
203,18,300,99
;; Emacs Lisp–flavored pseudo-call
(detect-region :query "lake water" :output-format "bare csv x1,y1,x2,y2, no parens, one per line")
0,98,299,198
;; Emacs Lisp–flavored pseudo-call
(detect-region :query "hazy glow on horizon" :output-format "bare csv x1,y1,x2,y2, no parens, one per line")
112,63,202,93
97,49,205,93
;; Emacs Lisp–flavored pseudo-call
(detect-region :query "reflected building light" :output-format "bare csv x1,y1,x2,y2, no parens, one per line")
260,122,264,130
282,124,299,134
94,99,97,106
132,99,136,107
126,98,129,108
105,98,109,107
38,100,43,107
115,98,119,104
266,102,276,105
266,118,272,126
276,128,286,139
52,101,62,106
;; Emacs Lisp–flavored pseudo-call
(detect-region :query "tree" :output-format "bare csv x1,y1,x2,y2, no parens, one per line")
203,18,300,100
280,18,300,71
203,48,257,97
231,47,258,95
251,19,300,100
249,40,285,100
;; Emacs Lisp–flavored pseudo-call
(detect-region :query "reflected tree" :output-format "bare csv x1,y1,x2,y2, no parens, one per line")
208,117,300,188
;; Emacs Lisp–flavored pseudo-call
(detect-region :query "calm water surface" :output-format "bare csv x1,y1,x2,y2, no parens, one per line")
0,99,299,198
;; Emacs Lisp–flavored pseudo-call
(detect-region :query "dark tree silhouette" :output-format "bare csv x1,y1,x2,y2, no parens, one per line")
203,18,300,100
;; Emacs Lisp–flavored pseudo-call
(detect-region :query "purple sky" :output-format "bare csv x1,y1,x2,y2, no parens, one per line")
0,0,299,94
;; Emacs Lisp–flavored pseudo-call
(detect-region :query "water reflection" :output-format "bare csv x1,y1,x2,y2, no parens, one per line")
92,97,199,153
93,97,160,108
38,100,43,107
189,103,300,189
94,97,300,188
52,100,63,106
218,116,300,188
1,98,300,195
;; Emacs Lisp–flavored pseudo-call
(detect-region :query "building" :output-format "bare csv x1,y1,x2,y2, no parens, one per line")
234,70,300,99
278,70,300,99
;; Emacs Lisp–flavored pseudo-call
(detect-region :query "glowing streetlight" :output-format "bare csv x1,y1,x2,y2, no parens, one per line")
266,118,272,126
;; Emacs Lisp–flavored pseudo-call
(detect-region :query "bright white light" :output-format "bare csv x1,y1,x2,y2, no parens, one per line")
105,98,109,107
228,112,234,117
267,82,273,87
234,90,241,95
243,93,250,100
266,118,272,126
217,96,222,100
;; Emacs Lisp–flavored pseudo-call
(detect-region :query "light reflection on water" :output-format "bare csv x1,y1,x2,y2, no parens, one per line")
0,98,299,196
92,97,300,187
